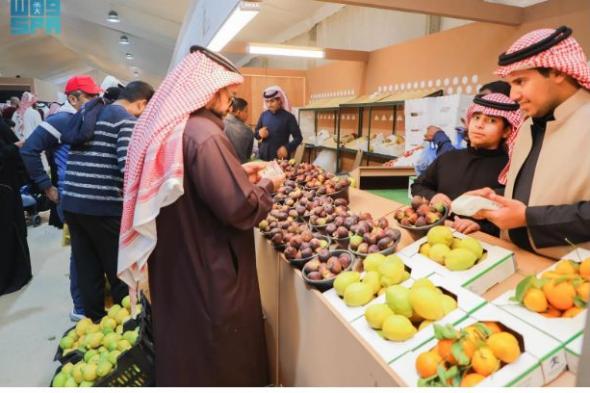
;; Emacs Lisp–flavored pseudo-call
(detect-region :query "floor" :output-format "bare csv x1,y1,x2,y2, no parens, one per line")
0,212,73,387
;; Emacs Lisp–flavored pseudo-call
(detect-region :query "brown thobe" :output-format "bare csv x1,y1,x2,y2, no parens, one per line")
148,108,273,387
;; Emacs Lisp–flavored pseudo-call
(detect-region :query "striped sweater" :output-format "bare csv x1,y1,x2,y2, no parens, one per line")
62,104,137,217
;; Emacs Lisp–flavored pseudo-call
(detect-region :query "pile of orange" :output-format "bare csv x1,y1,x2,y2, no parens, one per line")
415,322,521,387
516,258,590,318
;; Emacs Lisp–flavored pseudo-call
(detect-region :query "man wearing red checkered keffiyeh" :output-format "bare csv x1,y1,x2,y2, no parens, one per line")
467,26,590,259
412,93,520,236
118,47,283,386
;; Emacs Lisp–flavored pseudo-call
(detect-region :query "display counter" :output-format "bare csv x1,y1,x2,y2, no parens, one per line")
255,188,575,387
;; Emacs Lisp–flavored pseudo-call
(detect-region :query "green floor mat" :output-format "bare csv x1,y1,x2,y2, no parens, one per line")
367,189,410,205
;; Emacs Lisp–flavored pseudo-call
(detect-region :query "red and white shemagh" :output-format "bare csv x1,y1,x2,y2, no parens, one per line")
465,93,523,185
495,27,590,90
263,85,292,112
15,92,37,136
117,51,243,289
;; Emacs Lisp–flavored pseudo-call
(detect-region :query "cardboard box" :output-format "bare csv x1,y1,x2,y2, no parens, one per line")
350,273,485,363
399,231,516,295
565,332,584,374
323,253,429,322
391,304,567,387
492,248,590,345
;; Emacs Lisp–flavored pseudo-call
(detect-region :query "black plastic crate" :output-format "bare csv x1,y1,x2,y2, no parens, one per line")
54,326,84,365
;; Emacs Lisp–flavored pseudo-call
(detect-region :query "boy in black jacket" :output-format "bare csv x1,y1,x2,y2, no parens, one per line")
411,93,522,236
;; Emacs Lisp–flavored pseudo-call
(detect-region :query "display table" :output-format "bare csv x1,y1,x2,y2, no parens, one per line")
255,188,576,387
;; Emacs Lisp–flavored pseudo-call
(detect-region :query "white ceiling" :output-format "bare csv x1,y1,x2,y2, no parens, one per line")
0,0,190,86
0,0,551,88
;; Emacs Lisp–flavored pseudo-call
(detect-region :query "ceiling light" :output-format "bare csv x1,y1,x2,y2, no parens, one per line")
248,43,325,59
119,35,129,45
107,10,120,23
207,1,260,52
125,53,134,60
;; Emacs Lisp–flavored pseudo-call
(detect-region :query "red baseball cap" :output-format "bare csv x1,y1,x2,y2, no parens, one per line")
64,75,102,95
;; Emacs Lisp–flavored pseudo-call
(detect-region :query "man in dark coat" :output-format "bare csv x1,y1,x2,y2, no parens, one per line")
117,47,284,386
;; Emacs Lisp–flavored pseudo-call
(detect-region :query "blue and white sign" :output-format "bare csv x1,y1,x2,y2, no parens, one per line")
11,0,61,35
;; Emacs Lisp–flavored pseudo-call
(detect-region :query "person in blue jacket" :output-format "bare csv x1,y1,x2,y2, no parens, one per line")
254,86,302,161
20,75,101,321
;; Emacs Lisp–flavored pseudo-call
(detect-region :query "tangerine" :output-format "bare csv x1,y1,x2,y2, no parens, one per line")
486,332,521,363
472,347,500,377
437,339,456,364
577,282,590,302
460,373,486,387
483,321,503,334
415,351,442,378
555,260,578,275
543,280,576,311
580,258,590,280
563,307,583,318
523,287,547,313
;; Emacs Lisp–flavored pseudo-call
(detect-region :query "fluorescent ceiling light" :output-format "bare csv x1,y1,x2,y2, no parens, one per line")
207,1,260,52
107,11,120,23
248,43,325,59
120,35,129,45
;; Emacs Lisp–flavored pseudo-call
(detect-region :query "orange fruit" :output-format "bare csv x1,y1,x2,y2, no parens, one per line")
563,307,583,318
472,347,500,377
540,305,562,318
486,332,521,363
461,373,486,387
577,282,590,302
464,325,487,345
555,260,578,275
415,351,442,378
461,338,476,360
580,258,590,280
437,339,456,364
543,280,576,311
483,321,503,334
523,288,548,313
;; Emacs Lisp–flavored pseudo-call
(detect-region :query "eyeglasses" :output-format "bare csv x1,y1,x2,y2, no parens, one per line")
189,45,241,75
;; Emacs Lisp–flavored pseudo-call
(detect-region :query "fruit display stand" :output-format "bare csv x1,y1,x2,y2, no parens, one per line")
391,304,567,387
350,273,486,364
254,187,578,387
491,248,590,349
400,231,516,295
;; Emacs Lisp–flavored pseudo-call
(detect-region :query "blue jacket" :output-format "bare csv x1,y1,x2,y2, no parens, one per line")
20,108,75,191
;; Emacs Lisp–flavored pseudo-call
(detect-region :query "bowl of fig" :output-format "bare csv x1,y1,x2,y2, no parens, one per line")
270,221,308,252
394,196,448,236
302,249,356,291
283,232,332,269
348,216,401,258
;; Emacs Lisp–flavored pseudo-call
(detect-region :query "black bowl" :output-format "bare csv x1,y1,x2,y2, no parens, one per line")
395,206,449,237
301,249,355,292
286,235,332,269
348,235,401,259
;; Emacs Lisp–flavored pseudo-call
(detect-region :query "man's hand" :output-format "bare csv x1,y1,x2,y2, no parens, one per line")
464,188,498,219
424,126,442,142
242,161,267,184
14,140,24,148
258,127,269,140
45,186,59,204
476,193,527,230
277,146,288,160
431,193,452,207
453,216,481,234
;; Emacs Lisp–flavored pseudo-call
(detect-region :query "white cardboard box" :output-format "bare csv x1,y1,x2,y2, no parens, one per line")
323,253,429,322
391,303,567,387
565,332,584,374
399,231,516,295
350,273,485,363
492,248,590,344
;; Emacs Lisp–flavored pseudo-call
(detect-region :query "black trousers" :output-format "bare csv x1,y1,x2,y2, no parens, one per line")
64,212,127,321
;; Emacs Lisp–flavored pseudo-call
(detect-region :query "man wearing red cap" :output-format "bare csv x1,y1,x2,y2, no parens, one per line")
470,26,590,258
21,75,101,321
